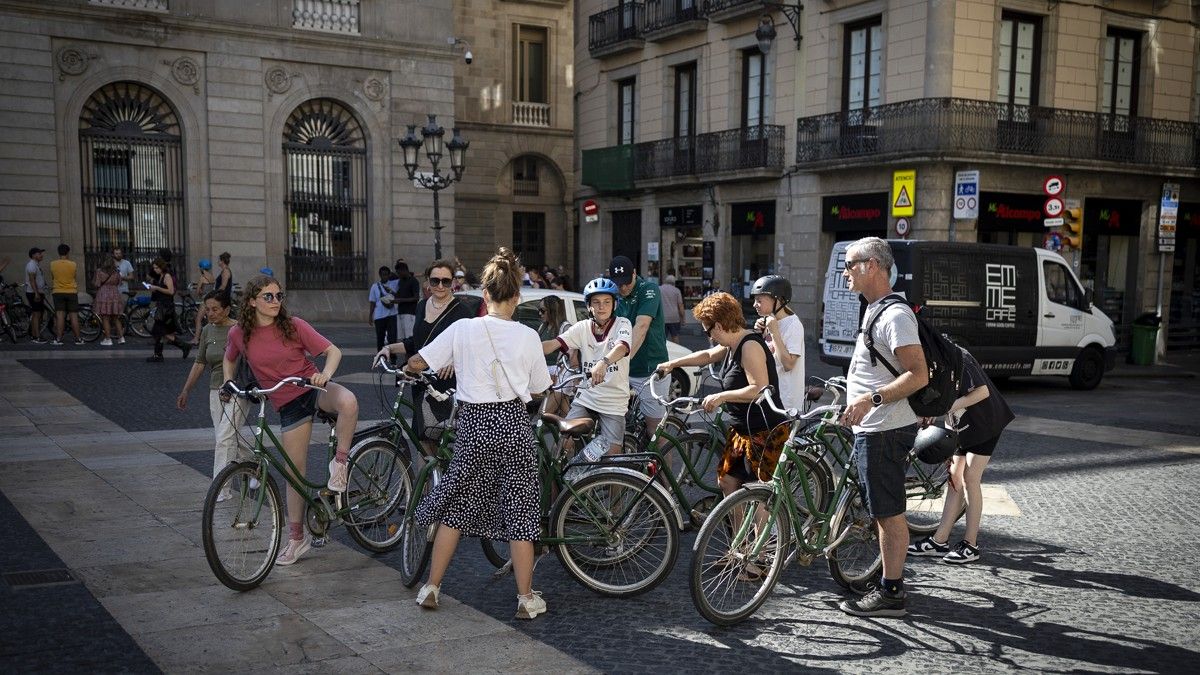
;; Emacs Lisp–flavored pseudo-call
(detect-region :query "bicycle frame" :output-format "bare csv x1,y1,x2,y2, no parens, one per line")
238,397,339,524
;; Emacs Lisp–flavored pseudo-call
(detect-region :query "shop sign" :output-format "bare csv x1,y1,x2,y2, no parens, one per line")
659,205,702,228
731,201,776,236
821,192,888,232
1084,198,1142,237
977,192,1046,232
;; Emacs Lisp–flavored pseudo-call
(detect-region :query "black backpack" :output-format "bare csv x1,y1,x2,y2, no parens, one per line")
861,294,963,417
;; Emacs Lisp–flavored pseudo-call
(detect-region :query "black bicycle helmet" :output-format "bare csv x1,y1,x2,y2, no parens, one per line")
750,275,791,305
913,424,960,464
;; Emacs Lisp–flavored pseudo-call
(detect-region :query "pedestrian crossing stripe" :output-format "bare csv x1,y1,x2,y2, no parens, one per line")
894,185,912,209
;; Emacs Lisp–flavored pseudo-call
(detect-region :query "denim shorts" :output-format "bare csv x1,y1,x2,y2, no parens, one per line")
853,424,917,519
566,402,624,450
279,388,319,432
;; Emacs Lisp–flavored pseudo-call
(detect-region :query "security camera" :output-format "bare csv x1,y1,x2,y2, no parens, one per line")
449,37,473,66
464,50,473,65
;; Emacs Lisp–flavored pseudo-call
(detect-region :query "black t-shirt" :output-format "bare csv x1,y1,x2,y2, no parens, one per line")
393,275,421,315
721,332,785,434
956,348,1015,448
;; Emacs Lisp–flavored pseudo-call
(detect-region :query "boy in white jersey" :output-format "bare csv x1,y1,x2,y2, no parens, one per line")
541,278,632,458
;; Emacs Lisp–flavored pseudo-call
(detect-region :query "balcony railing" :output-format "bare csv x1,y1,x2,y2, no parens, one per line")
796,97,1200,170
89,0,168,10
589,3,645,57
512,101,551,127
586,125,785,190
644,1,707,40
293,0,360,34
702,0,760,22
696,125,786,174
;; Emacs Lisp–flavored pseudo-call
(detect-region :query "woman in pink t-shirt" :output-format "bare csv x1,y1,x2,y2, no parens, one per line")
222,274,359,567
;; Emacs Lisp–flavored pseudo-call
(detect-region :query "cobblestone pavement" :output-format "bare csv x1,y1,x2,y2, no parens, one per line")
2,327,1199,673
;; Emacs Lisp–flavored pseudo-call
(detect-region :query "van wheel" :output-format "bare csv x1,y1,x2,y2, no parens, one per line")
1068,348,1104,390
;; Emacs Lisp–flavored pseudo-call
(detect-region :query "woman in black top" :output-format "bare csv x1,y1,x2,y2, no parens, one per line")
215,252,233,300
375,259,475,448
656,291,785,496
146,258,191,362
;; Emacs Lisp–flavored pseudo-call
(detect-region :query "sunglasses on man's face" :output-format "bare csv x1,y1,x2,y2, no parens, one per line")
257,291,285,304
429,277,454,287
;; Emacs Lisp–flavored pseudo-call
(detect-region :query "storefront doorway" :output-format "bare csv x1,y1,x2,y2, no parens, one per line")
658,204,704,307
1081,198,1142,348
1168,202,1200,349
730,201,776,309
611,209,642,272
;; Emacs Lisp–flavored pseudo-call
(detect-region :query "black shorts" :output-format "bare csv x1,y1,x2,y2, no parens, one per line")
279,389,319,432
958,435,1000,457
26,292,46,312
853,424,917,519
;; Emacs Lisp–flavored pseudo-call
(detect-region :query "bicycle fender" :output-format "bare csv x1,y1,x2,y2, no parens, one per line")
590,466,687,531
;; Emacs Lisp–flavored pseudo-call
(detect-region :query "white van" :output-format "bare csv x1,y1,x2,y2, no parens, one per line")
820,240,1117,389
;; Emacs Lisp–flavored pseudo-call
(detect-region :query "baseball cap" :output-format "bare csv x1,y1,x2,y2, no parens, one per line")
28,247,45,257
607,255,635,284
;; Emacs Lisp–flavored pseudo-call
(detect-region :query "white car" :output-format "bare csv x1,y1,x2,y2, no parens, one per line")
457,288,701,398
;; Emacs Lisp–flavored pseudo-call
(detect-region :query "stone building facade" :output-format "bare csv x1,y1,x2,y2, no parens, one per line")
575,0,1200,356
450,0,576,279
0,0,456,320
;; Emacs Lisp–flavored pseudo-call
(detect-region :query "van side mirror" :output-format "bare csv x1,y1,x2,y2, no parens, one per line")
1083,288,1093,309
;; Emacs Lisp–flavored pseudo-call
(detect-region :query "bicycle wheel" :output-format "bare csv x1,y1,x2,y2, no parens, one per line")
1,312,16,343
551,471,679,598
905,460,965,535
398,474,436,588
128,306,152,338
7,303,30,336
201,462,282,591
783,450,835,520
342,439,412,553
689,485,790,627
480,538,509,569
78,307,102,342
826,486,883,594
178,305,198,340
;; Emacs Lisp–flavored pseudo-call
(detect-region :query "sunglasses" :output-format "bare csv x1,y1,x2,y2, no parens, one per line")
702,324,714,337
429,277,454,287
257,291,285,304
845,258,872,269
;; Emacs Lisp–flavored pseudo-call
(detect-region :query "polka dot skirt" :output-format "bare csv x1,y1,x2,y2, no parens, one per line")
415,399,540,542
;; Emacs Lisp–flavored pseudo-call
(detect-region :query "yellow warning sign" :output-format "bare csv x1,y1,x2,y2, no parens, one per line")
892,169,916,217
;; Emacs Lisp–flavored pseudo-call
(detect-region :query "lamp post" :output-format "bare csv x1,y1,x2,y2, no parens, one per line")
398,114,469,259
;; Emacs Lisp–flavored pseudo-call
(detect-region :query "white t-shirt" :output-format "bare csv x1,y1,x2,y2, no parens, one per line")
116,259,134,294
556,317,633,416
368,279,399,321
24,259,45,294
846,296,921,433
418,316,552,404
766,314,806,410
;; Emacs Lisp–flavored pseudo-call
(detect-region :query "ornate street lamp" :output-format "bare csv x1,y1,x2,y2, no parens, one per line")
398,115,469,259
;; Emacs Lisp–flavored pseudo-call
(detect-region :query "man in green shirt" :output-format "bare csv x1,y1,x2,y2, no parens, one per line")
609,255,669,438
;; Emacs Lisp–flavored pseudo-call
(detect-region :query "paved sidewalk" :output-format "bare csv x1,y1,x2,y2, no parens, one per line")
0,359,593,674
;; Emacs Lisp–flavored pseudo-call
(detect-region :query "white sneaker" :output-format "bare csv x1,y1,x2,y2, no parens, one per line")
100,338,113,346
416,583,440,609
117,336,126,344
74,338,85,345
515,590,547,619
50,339,63,346
327,459,348,492
276,536,312,566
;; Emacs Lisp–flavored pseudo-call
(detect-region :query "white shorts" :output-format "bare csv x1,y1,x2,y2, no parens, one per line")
566,402,624,449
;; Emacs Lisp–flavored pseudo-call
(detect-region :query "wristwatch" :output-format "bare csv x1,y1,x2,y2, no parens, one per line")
870,390,884,406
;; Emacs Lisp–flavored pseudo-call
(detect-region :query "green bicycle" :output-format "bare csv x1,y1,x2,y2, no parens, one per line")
201,377,412,591
689,385,882,626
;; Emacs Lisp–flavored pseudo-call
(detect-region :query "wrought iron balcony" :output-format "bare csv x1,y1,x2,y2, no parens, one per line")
584,126,785,192
796,97,1200,171
695,125,786,175
589,3,645,58
644,1,707,41
702,0,760,23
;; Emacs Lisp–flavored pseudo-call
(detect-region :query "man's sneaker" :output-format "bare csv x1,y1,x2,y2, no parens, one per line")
327,459,348,493
100,338,113,346
908,536,951,557
50,339,63,346
416,583,440,609
943,540,980,565
275,537,312,566
74,338,85,345
515,590,547,619
116,336,126,344
30,337,46,344
839,588,907,618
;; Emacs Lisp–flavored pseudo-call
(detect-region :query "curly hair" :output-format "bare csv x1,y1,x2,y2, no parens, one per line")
481,247,522,303
237,274,297,346
692,292,745,333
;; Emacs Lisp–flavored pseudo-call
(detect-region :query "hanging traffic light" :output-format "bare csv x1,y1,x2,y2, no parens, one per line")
1062,207,1083,249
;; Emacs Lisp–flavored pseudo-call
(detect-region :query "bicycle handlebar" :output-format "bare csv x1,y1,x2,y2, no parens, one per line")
373,358,454,402
755,386,843,422
223,375,324,399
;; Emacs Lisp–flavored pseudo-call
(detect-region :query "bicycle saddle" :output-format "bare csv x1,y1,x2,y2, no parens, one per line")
541,413,595,436
315,409,338,425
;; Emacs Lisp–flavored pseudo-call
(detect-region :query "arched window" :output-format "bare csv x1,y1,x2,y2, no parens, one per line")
283,99,368,288
79,81,185,282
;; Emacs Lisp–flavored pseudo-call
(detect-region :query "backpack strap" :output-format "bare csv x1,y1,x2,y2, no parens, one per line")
859,294,908,377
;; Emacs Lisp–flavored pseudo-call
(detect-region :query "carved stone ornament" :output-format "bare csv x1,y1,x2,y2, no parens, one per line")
56,46,93,81
168,57,199,87
265,66,293,95
363,77,385,102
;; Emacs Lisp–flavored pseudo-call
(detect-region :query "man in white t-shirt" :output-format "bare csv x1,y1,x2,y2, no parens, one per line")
24,247,47,343
541,277,632,459
751,275,805,410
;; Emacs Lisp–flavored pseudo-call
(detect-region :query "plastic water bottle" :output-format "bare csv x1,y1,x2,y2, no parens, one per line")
581,437,606,463
565,437,607,481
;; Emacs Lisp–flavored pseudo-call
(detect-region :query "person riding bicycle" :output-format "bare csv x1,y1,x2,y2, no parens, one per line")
539,277,632,461
222,274,359,566
655,291,785,497
751,275,806,410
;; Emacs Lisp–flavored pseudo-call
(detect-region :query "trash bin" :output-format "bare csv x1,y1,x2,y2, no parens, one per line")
1130,313,1161,366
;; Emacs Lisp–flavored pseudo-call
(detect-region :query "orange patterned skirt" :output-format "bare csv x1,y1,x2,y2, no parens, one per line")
717,424,791,483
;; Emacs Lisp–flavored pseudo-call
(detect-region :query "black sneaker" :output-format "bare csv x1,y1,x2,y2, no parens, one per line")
907,536,950,557
839,588,907,618
943,540,980,565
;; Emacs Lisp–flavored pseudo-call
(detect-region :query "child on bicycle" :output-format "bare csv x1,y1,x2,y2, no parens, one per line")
222,274,359,566
540,277,631,460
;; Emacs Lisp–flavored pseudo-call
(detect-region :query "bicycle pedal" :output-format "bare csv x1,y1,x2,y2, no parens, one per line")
311,536,327,548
